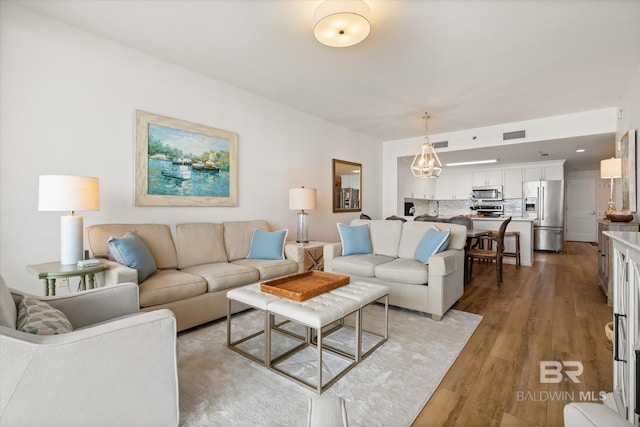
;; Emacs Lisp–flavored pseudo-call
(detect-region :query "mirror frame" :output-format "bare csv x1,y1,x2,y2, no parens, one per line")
332,158,362,213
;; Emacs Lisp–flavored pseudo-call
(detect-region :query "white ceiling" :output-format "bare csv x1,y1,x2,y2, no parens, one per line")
13,0,640,169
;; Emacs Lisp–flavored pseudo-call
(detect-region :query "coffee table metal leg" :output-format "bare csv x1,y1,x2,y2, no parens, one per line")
265,313,272,368
317,325,323,394
356,309,362,362
226,299,232,347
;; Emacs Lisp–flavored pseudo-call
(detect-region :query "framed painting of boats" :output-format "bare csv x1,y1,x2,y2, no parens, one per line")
135,110,238,206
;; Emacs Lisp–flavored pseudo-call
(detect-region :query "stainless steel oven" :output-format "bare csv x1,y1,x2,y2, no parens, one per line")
472,185,503,201
476,204,504,217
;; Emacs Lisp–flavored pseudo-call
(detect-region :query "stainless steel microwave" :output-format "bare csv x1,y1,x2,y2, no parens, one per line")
472,185,503,201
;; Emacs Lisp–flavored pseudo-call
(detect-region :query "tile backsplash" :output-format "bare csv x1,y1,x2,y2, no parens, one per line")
407,198,522,218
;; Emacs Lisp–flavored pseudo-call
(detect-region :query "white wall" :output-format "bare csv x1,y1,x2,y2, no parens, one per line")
616,64,640,217
0,3,381,292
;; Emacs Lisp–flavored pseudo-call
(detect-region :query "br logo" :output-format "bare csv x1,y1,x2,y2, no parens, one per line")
540,361,583,383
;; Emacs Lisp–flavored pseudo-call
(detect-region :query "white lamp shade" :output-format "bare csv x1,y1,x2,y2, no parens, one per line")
600,158,622,179
313,0,371,47
39,175,100,212
289,188,317,210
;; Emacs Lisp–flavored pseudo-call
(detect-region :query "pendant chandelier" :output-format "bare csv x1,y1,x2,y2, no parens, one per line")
410,113,443,179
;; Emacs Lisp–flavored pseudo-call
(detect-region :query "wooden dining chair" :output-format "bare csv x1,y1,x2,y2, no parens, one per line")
465,216,512,287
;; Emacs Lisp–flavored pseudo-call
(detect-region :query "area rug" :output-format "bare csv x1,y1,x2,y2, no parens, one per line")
177,305,482,426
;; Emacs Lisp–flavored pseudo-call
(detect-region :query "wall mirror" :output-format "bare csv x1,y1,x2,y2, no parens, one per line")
333,158,362,213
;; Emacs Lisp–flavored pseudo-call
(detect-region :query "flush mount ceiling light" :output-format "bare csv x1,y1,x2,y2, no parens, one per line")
445,159,499,167
313,0,371,47
410,113,443,179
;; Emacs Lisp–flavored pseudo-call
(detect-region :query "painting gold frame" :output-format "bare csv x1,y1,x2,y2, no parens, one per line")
621,129,637,213
135,110,238,206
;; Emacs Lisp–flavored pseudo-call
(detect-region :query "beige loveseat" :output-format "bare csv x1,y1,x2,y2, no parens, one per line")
324,219,466,320
86,220,304,331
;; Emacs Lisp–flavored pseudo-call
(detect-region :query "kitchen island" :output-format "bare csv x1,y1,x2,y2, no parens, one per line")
472,217,534,266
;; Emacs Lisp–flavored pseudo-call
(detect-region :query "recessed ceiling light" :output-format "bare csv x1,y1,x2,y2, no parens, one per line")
445,159,498,167
576,149,586,153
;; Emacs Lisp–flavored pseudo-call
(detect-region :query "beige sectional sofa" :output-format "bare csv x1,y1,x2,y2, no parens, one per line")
324,219,466,320
86,220,304,331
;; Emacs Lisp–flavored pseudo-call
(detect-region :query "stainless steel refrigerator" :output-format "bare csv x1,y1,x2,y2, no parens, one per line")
522,180,565,252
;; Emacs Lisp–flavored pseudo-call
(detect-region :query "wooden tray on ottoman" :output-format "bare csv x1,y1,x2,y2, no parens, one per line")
260,271,350,302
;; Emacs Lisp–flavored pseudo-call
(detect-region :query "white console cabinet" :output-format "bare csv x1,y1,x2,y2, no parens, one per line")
604,231,640,425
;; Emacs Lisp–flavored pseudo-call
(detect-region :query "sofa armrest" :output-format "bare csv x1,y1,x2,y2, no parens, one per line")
428,249,459,277
0,309,178,426
284,244,305,273
11,283,140,329
323,242,342,272
563,402,631,426
94,259,139,286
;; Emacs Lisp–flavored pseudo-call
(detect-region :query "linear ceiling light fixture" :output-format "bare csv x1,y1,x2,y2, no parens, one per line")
410,113,443,179
445,159,499,167
313,0,371,47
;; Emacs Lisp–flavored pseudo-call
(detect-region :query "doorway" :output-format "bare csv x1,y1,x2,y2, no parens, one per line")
566,178,597,242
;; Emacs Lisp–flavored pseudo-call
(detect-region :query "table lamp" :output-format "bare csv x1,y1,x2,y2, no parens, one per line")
600,157,622,215
289,187,317,243
39,175,100,265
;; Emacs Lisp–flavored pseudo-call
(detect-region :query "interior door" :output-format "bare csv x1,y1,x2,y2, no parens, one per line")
566,178,597,242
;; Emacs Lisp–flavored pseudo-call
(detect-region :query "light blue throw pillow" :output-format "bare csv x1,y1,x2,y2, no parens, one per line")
247,229,288,260
108,232,157,283
414,226,451,264
337,223,373,256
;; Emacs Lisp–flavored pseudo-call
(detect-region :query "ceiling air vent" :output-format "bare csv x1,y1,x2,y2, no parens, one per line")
503,130,526,141
433,141,448,149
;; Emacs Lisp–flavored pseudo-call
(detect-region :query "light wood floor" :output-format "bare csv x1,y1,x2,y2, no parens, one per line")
412,241,613,427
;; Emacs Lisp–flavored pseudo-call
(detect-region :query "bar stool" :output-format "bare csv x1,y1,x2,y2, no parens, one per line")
502,231,521,268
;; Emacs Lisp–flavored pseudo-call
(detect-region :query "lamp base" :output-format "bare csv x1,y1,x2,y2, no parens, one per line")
296,211,309,244
61,214,84,265
605,203,617,216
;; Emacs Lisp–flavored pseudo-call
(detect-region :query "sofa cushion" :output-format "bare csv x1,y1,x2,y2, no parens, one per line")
108,232,158,282
398,222,466,259
86,224,179,269
330,254,394,277
337,223,373,256
181,262,260,293
224,220,270,261
414,226,451,264
232,259,298,281
247,229,287,260
0,276,17,329
138,269,207,308
351,219,402,258
16,296,73,335
176,223,227,269
375,258,429,285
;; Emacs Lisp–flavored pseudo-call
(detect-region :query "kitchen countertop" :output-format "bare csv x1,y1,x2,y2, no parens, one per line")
403,215,534,222
471,217,534,222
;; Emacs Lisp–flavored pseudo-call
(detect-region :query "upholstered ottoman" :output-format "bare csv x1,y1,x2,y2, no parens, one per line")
266,293,362,393
226,283,281,366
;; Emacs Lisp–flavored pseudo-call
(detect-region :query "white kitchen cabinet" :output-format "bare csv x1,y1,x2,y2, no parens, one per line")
503,167,523,198
398,165,435,199
454,171,473,200
435,171,456,200
605,231,640,425
523,163,564,181
472,168,503,187
341,174,360,189
435,170,472,200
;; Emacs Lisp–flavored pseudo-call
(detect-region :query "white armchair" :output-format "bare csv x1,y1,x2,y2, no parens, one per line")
0,277,179,426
